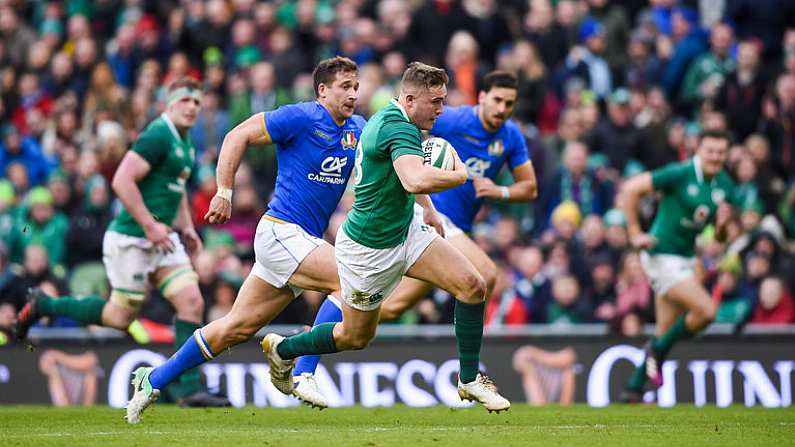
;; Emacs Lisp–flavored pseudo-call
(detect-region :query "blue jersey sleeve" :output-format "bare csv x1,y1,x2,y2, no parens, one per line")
506,121,530,169
263,103,309,146
430,107,459,138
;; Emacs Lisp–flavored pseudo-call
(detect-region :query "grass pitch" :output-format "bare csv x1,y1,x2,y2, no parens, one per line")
1,404,793,447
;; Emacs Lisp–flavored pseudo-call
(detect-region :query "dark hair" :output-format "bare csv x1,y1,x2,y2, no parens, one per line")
700,129,730,143
312,56,358,96
481,70,517,92
401,62,449,91
167,77,202,93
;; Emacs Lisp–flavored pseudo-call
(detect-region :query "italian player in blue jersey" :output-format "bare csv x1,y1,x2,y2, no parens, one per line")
124,57,365,423
290,71,538,408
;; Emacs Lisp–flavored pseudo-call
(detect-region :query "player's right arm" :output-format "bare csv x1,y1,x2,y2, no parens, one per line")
112,151,174,252
393,152,468,193
206,112,273,224
617,171,657,250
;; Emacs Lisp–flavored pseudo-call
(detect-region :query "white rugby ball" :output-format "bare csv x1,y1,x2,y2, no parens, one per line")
422,137,455,170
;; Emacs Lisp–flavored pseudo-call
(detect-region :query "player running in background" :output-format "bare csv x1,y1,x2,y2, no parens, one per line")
15,78,228,407
265,62,511,412
618,129,736,402
291,71,538,409
124,57,365,423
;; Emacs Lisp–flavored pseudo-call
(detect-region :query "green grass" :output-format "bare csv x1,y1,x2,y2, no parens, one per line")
1,404,793,446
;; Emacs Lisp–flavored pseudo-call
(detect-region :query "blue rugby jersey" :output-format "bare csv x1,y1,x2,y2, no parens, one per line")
263,101,365,237
429,105,530,232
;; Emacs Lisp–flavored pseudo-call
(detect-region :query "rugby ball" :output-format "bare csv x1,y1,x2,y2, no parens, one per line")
423,137,455,170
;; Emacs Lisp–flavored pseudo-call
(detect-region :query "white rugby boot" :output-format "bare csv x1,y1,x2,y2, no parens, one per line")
457,373,511,413
293,373,329,409
261,333,296,395
125,366,160,424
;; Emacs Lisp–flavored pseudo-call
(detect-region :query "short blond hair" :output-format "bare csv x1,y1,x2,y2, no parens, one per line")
400,62,448,92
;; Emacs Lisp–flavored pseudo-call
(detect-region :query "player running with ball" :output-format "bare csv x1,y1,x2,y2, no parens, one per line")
266,62,511,412
291,71,537,409
619,129,736,402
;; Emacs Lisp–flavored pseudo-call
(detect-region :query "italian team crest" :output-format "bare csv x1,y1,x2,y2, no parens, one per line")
341,130,357,150
488,139,504,156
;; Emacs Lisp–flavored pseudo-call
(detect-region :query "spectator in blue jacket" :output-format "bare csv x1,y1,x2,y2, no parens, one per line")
0,124,56,187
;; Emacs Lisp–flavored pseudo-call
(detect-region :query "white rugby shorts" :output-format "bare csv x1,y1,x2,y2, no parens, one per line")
412,203,464,239
103,230,191,293
249,215,328,297
335,211,439,311
639,251,697,297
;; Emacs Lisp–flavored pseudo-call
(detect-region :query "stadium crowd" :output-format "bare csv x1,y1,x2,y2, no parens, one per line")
1,0,795,344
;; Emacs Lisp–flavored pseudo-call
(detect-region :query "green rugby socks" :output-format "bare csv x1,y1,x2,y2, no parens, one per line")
277,322,338,360
455,300,485,384
36,295,106,325
652,314,694,357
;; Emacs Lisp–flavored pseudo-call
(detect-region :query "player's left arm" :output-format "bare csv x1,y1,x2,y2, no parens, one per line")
175,193,202,255
473,126,538,201
415,194,445,237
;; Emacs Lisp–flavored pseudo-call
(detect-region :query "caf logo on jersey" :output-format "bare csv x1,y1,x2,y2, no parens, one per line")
488,139,504,156
341,130,357,150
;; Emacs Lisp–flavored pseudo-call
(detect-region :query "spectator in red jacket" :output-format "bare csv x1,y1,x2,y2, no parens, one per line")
750,276,795,324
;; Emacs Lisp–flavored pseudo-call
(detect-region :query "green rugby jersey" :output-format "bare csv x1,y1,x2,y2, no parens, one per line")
342,99,424,248
108,114,195,237
648,157,736,257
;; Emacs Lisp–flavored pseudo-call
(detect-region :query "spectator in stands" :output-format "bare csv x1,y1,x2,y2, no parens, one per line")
190,90,230,161
587,0,630,74
680,22,735,110
750,276,795,324
229,61,290,127
82,62,131,135
524,0,569,72
587,254,618,322
6,187,69,270
546,273,591,324
445,31,484,105
588,88,643,175
661,6,709,100
12,72,54,135
65,175,110,269
0,244,67,313
513,40,551,129
625,30,664,89
513,245,551,323
761,73,795,181
0,6,36,67
563,18,612,99
540,141,611,226
1,123,56,187
714,40,767,141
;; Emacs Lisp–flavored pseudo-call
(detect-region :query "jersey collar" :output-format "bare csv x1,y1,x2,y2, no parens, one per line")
390,98,410,122
161,113,185,143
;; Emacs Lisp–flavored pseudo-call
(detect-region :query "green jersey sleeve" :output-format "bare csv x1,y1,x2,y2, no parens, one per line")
381,121,423,161
651,162,688,192
132,128,168,166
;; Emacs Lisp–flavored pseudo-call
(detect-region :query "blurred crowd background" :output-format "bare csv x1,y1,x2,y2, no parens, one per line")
1,0,795,344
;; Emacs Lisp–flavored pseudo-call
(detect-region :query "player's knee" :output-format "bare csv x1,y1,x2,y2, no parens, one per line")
458,271,487,303
379,302,403,322
698,301,717,324
481,260,498,296
337,328,374,351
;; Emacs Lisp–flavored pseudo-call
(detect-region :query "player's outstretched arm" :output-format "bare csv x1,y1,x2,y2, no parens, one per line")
617,171,657,250
393,154,468,194
473,160,538,201
207,113,273,224
112,151,174,252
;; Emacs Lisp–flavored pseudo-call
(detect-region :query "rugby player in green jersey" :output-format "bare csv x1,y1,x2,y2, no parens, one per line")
264,62,511,412
618,129,736,402
16,78,228,407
